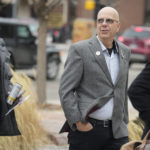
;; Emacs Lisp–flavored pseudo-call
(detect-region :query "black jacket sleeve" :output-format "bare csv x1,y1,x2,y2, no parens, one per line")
128,62,150,121
0,38,20,136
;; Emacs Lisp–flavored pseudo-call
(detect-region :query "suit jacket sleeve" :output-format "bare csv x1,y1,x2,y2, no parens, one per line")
59,44,83,127
5,50,13,92
123,71,129,124
0,39,20,135
128,62,150,121
123,48,131,124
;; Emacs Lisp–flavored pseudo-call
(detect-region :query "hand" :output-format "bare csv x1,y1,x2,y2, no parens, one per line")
16,95,23,102
16,90,26,102
76,121,93,132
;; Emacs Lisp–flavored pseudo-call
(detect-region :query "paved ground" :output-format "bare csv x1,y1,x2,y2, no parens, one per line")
37,108,68,149
37,145,68,150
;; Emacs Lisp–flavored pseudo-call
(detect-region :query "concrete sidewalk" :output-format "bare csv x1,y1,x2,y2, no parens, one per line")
37,145,68,150
38,104,68,147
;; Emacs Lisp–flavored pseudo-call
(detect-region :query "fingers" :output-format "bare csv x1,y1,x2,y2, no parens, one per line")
76,121,93,132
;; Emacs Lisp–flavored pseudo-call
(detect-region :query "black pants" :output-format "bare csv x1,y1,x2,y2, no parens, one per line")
68,118,128,150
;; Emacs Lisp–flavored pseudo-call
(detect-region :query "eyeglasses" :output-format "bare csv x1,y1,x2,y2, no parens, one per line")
97,18,119,24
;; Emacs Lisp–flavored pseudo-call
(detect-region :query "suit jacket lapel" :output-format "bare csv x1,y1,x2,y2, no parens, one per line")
89,36,113,84
114,42,126,86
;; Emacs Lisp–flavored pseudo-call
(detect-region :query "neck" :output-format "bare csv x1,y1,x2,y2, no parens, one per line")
99,37,114,48
102,40,113,48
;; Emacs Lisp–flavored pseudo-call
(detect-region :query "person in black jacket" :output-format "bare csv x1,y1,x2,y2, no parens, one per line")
0,38,20,136
128,62,150,139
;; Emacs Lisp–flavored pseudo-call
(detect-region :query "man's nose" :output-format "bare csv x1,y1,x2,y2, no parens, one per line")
101,20,107,25
101,22,107,27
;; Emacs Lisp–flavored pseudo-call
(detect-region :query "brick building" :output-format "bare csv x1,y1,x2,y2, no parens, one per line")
74,0,150,33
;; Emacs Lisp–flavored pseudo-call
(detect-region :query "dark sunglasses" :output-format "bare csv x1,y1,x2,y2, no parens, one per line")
97,18,119,24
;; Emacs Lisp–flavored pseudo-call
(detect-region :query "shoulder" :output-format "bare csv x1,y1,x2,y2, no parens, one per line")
117,41,130,51
116,41,131,61
117,41,131,56
0,38,7,52
0,38,6,46
68,38,92,56
71,38,90,49
0,38,6,50
0,38,10,58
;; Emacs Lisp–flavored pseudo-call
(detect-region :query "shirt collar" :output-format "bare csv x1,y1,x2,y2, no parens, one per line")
96,36,107,52
96,36,119,54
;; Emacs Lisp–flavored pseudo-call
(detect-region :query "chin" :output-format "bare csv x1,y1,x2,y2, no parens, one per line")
100,35,110,39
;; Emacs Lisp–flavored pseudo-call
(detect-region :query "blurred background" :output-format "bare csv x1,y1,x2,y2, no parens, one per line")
0,0,149,42
0,0,150,150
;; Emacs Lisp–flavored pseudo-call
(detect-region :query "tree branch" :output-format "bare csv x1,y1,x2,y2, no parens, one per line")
43,0,61,17
37,0,61,19
26,0,61,20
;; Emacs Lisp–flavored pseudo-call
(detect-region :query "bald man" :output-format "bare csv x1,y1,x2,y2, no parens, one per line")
59,7,130,150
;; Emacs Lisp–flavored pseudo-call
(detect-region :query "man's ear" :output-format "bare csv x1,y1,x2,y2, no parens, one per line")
117,22,120,33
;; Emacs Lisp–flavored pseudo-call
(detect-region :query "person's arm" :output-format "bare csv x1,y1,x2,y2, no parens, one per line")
0,38,13,93
123,75,129,124
123,48,131,124
59,44,84,128
128,62,150,120
7,55,13,92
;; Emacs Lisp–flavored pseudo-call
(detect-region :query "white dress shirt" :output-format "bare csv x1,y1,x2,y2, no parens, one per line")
89,37,119,120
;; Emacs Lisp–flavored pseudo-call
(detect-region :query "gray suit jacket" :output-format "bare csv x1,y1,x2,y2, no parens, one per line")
59,36,130,139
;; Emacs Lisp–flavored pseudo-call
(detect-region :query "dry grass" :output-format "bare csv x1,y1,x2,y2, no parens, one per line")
0,70,50,150
38,103,62,111
128,118,144,141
